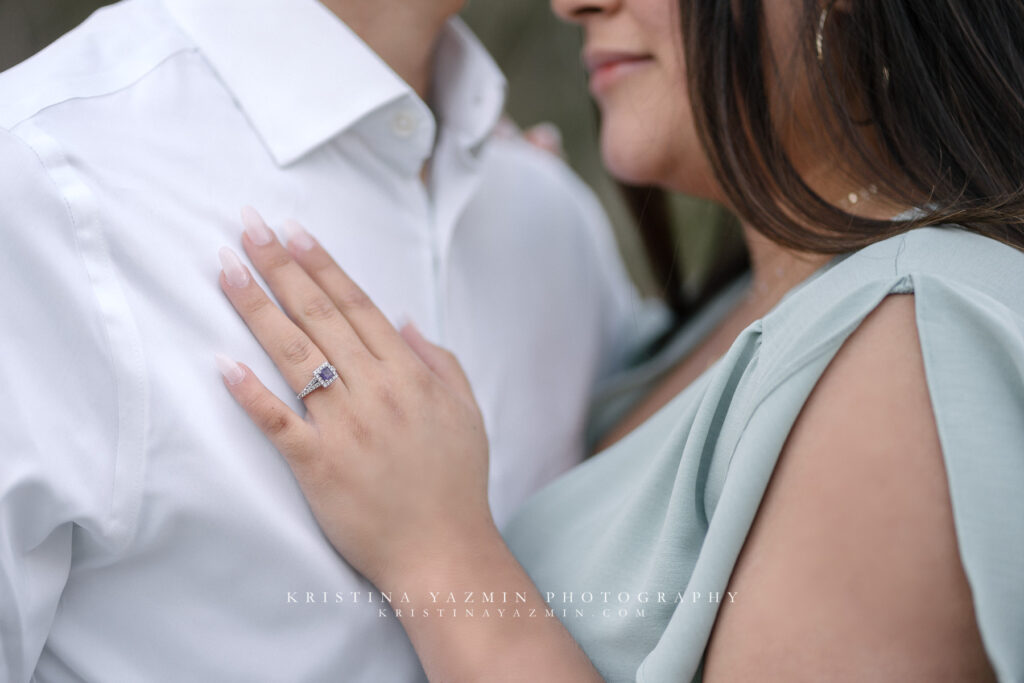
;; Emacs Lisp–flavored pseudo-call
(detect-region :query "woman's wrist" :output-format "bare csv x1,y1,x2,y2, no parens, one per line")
373,519,604,682
373,516,516,601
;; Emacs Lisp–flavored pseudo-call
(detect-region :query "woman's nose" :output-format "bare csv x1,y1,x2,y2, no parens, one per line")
551,0,620,24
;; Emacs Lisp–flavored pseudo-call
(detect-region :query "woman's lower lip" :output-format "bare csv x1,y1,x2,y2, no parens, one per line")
588,58,653,95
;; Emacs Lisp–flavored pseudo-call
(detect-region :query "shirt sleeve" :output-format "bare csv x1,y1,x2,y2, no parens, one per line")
0,125,124,681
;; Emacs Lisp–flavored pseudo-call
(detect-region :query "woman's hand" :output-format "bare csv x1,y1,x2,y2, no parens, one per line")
214,208,603,681
214,207,495,591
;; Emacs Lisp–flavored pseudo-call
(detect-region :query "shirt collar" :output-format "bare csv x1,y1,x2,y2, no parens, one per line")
161,0,507,167
432,19,507,154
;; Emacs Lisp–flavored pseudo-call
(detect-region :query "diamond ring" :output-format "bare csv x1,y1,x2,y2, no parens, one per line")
297,362,339,399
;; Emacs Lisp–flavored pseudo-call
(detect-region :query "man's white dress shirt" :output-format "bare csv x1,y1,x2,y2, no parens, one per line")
0,0,649,680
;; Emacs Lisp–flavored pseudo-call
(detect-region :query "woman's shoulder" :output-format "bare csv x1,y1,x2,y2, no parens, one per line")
801,225,1022,309
694,227,1024,681
702,290,1000,681
781,224,1023,304
755,226,1024,388
746,225,1024,469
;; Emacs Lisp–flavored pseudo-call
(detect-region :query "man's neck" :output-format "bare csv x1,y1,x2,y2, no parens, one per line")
319,0,457,100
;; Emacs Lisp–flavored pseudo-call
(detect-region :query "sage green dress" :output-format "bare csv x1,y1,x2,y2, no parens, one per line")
502,226,1024,682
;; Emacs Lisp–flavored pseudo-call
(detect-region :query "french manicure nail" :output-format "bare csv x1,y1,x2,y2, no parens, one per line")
530,122,563,150
241,206,274,246
218,246,250,288
398,315,422,338
215,353,246,385
283,219,315,251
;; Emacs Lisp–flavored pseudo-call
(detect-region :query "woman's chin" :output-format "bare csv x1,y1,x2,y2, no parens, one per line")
601,137,723,201
601,150,694,196
600,143,663,187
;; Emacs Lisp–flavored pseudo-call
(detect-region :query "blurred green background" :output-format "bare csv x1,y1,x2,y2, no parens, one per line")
0,0,741,298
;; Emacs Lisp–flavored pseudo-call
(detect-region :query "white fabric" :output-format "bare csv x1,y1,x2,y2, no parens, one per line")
0,1,651,680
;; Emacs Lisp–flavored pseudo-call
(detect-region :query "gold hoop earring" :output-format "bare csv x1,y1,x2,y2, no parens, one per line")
815,3,834,64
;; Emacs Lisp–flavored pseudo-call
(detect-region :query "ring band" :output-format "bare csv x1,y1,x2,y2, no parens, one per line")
297,362,339,399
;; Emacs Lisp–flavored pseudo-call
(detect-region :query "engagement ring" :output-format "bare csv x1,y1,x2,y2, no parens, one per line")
297,362,339,399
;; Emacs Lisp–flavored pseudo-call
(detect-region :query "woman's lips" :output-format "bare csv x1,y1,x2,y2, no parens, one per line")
584,50,654,95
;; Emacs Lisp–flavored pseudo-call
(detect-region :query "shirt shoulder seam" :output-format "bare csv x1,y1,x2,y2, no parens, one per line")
0,45,196,130
4,121,149,549
0,3,196,130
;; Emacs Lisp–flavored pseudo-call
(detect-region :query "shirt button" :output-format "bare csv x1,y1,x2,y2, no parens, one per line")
391,110,418,138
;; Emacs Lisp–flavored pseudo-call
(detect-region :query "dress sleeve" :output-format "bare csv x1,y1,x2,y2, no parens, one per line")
913,273,1024,682
0,125,124,681
637,258,1024,682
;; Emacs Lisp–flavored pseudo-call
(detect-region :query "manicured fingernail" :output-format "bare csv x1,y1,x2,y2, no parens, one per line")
493,117,520,139
284,219,315,251
528,122,563,154
241,206,273,246
218,246,250,287
398,315,421,338
215,353,246,385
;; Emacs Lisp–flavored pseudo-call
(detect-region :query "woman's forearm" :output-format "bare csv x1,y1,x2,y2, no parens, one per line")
378,524,603,682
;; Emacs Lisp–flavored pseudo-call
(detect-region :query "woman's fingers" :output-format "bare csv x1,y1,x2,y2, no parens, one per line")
215,354,314,456
282,219,408,359
523,122,565,159
399,321,475,404
218,246,341,400
240,207,374,371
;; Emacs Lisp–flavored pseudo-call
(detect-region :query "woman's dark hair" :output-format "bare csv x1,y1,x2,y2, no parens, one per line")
683,0,1024,253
